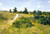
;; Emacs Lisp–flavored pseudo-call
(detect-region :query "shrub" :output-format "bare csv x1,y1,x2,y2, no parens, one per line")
34,16,39,19
13,17,34,28
40,16,44,18
37,10,42,15
39,17,50,25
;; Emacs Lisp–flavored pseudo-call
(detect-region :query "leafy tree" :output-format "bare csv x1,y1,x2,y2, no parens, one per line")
37,10,42,15
23,8,28,14
33,10,36,16
13,7,17,13
9,9,12,13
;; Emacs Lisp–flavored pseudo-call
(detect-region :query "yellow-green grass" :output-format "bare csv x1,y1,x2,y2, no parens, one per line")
0,20,50,34
0,11,50,34
0,11,16,25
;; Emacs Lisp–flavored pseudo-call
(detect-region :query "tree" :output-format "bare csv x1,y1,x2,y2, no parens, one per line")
13,7,17,13
33,10,36,16
9,9,12,13
37,10,42,15
23,8,28,14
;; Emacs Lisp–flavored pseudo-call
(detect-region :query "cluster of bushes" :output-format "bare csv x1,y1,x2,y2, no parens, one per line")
33,10,50,25
38,16,50,25
13,17,34,28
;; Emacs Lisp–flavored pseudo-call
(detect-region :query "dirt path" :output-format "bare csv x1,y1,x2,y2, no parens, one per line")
1,14,19,29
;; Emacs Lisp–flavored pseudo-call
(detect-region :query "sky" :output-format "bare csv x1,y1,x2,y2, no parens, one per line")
0,0,50,12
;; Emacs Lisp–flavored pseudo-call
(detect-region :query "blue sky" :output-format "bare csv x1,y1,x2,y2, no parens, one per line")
0,0,50,11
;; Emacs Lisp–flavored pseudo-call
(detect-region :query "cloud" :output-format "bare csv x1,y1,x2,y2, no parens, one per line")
48,1,50,3
37,5,41,8
1,8,9,11
0,2,3,6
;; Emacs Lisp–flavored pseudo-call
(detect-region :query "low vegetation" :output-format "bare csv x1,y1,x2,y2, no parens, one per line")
33,10,50,25
0,11,16,24
13,17,34,28
0,10,50,34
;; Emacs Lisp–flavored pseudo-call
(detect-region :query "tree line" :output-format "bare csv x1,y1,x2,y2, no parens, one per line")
9,7,28,14
9,7,50,14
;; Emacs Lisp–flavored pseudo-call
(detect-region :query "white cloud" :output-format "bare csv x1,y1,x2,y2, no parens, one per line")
48,1,50,3
1,8,9,11
37,5,41,8
0,2,2,6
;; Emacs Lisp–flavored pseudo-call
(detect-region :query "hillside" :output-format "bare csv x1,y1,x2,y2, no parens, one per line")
0,11,50,34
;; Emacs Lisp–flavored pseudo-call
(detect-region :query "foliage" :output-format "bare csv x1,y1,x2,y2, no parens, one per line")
13,7,17,13
0,11,50,34
23,8,28,14
37,10,42,15
33,10,36,16
9,9,12,13
33,10,50,25
13,17,34,28
34,16,39,19
38,16,50,25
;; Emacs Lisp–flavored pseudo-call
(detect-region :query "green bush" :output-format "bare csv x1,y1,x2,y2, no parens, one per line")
40,16,44,18
37,10,42,15
34,16,39,19
13,17,34,28
38,16,50,25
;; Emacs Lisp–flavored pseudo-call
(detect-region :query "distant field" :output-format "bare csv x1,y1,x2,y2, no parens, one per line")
0,11,50,34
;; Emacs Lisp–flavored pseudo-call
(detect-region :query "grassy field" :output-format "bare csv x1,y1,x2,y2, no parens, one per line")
0,11,50,34
0,11,16,24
